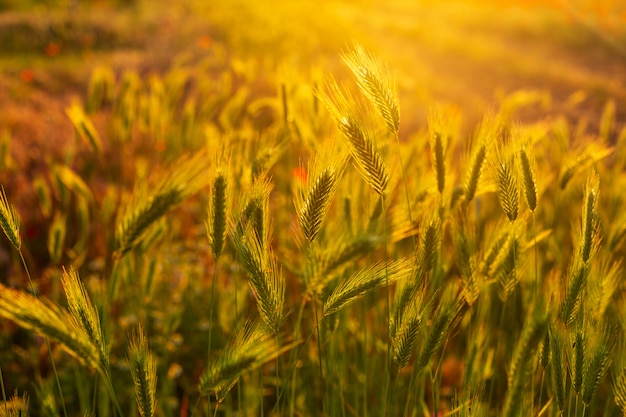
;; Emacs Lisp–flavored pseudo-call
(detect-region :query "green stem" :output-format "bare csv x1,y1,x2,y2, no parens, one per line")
380,193,391,417
208,257,220,363
100,368,124,417
0,366,8,417
288,298,308,417
313,293,326,416
19,251,69,417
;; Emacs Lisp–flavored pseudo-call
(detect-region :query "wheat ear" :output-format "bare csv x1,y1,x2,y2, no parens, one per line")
560,261,590,325
582,332,612,407
323,257,413,316
614,366,626,413
428,106,457,195
342,43,400,136
581,169,599,264
233,227,287,334
415,289,458,372
0,392,29,417
572,330,585,394
199,320,293,401
318,78,389,195
0,283,100,370
495,157,519,222
392,289,423,368
0,186,21,250
464,143,487,203
128,326,157,417
115,152,209,257
66,102,102,155
294,143,346,243
518,148,537,212
308,234,378,293
206,171,229,259
61,267,108,369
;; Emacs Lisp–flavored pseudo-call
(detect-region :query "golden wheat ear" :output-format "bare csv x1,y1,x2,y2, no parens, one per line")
318,78,389,196
293,141,347,244
1,391,29,417
61,267,108,370
0,282,101,370
323,257,413,317
128,326,157,417
342,43,400,136
115,151,210,257
233,225,287,334
0,186,21,251
199,319,294,402
391,287,423,368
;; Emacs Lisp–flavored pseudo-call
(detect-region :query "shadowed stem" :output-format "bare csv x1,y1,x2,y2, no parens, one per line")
0,366,8,417
19,251,69,417
313,293,326,416
207,257,220,363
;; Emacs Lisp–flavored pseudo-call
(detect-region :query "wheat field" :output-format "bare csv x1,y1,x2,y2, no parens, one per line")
1,1,626,416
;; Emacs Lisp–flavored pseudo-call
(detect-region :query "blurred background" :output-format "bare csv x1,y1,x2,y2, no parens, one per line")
0,0,625,159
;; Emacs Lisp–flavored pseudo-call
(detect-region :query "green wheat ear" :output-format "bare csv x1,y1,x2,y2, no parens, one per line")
342,43,400,136
128,326,157,417
206,170,230,259
0,186,21,250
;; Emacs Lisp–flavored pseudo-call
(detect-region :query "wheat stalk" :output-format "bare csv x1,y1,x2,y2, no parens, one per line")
128,326,157,417
551,327,566,412
342,43,400,136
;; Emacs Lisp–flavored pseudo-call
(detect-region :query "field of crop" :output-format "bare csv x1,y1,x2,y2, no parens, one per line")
1,1,626,416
